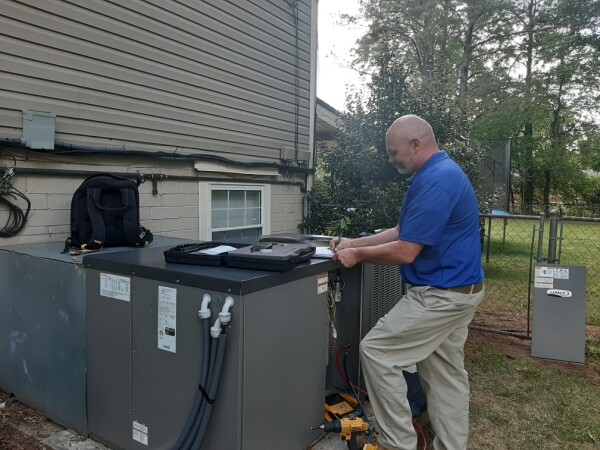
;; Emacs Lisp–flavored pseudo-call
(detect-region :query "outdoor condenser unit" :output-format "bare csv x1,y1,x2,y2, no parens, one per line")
83,245,332,450
361,263,403,333
253,233,403,393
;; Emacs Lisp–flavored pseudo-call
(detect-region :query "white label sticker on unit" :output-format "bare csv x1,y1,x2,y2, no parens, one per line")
535,267,553,278
132,420,148,446
553,268,570,279
100,273,131,301
158,286,177,353
546,289,572,298
534,267,554,288
317,274,329,294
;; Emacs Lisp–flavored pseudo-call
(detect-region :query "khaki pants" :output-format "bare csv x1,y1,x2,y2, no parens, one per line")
360,285,485,450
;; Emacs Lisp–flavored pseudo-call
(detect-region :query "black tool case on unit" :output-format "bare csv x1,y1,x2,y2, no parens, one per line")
224,243,316,272
163,242,243,266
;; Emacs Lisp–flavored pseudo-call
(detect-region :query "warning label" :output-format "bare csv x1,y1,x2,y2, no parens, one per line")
100,273,130,302
132,420,148,446
158,286,177,353
317,273,329,294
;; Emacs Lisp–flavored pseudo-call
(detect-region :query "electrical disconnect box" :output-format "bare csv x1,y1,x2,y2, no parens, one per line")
532,264,586,363
22,110,56,149
280,146,311,165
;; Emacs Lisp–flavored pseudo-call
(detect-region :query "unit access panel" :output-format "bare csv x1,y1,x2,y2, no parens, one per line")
532,264,586,363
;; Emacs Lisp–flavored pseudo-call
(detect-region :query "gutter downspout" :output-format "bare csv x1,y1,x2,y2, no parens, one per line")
304,0,319,230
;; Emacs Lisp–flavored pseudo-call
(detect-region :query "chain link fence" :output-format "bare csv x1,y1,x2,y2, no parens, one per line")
476,209,600,339
305,202,600,340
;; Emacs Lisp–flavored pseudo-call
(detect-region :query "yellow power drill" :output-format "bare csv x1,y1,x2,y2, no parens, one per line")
313,417,378,449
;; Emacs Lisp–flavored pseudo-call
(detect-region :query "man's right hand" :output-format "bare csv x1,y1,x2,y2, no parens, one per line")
330,237,352,252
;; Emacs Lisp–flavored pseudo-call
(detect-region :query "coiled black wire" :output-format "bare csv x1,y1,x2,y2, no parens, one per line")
0,185,31,237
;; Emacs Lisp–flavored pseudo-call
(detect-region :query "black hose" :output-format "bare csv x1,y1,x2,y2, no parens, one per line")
0,187,31,237
343,351,366,419
190,332,228,450
172,318,211,450
342,352,376,449
346,437,360,450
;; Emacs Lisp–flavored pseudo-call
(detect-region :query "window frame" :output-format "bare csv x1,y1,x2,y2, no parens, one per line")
199,182,271,241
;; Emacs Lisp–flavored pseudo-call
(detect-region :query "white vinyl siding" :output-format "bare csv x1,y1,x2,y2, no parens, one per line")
0,0,312,161
0,0,314,246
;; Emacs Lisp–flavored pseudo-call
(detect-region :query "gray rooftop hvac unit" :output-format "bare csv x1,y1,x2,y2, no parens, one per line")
83,245,332,450
0,238,186,434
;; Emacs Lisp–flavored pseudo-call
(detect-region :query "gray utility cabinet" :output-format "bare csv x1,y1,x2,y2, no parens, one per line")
0,238,186,434
532,264,586,363
0,242,88,434
83,246,332,450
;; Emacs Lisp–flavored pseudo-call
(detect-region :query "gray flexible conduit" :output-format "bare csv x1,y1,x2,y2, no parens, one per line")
180,334,219,450
172,318,211,450
190,333,228,450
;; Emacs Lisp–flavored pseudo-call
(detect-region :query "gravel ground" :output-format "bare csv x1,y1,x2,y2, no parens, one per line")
0,391,47,449
3,329,597,449
0,388,371,450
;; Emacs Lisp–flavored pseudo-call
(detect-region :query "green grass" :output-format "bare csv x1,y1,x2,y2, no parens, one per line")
417,332,600,449
482,217,600,326
466,340,600,449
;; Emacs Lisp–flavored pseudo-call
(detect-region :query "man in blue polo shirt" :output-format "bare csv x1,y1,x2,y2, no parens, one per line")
331,115,484,450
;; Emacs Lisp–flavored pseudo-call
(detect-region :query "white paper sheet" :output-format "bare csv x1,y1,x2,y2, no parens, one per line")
313,247,335,259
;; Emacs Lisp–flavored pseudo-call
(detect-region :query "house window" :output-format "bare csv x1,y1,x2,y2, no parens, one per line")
199,183,270,241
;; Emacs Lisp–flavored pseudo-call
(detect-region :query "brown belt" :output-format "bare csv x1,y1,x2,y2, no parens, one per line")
447,281,484,294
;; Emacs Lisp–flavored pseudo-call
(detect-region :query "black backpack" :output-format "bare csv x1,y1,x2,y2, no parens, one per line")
63,173,153,253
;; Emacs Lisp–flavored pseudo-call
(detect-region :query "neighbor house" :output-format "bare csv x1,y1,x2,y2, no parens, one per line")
0,0,322,245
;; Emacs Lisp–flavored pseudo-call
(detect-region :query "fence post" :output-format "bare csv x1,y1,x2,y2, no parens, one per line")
486,216,492,263
547,208,559,264
536,212,545,262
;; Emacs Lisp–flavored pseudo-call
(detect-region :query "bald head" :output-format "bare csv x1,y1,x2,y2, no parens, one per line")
385,115,439,175
387,115,438,151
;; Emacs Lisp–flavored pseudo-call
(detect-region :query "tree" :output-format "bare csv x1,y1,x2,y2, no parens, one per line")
473,0,600,209
303,74,413,236
307,0,600,235
304,63,479,235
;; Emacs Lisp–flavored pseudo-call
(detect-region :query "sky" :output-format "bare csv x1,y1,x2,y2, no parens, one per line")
316,0,368,112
